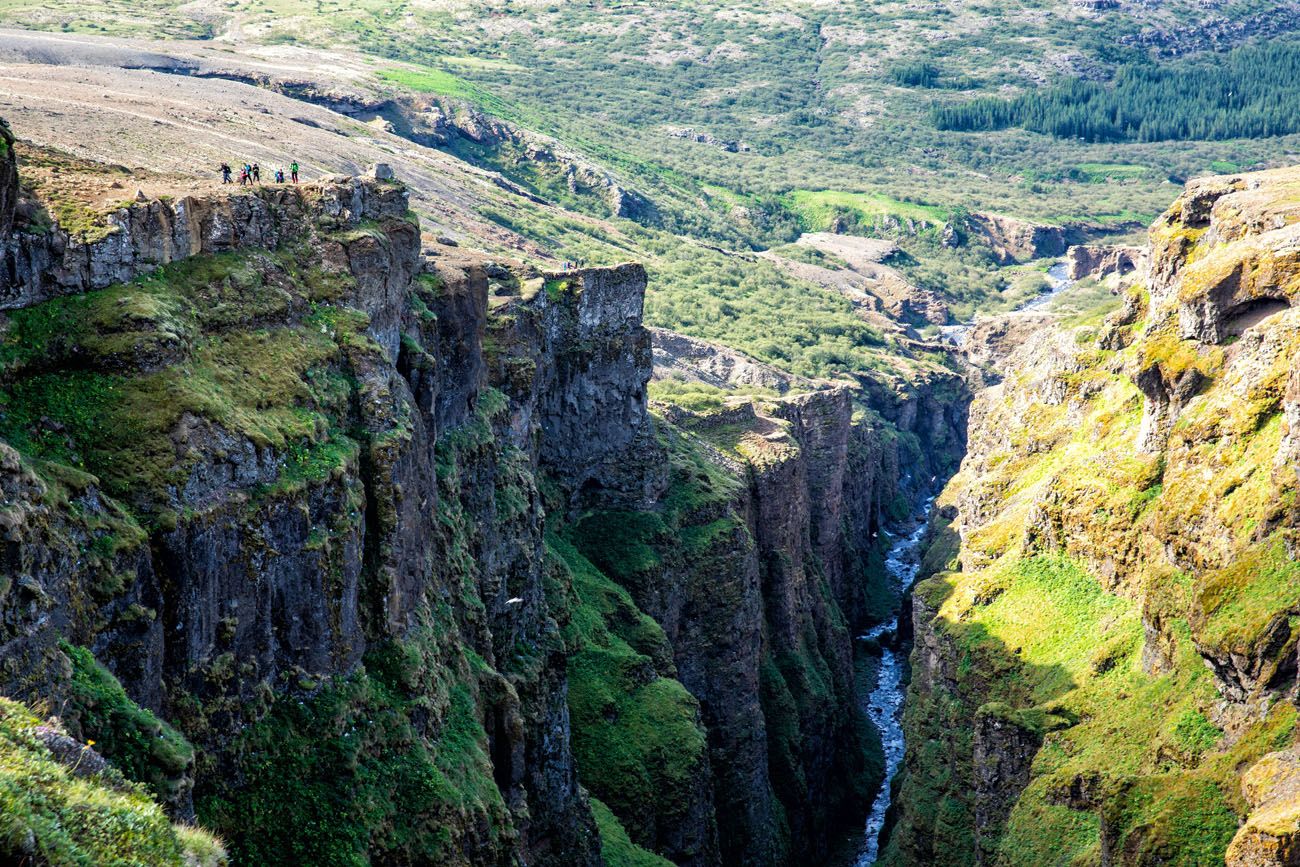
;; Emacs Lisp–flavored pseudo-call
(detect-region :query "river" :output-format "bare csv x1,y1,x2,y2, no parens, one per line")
853,500,933,866
938,260,1073,347
852,259,1075,864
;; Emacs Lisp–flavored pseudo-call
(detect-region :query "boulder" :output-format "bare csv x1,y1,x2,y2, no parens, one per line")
1065,243,1144,281
1227,749,1300,866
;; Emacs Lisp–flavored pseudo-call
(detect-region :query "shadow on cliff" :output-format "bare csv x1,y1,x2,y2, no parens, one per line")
878,570,1081,866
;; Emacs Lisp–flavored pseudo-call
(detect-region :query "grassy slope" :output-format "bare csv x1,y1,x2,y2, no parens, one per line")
48,0,1277,222
883,205,1300,862
0,695,224,867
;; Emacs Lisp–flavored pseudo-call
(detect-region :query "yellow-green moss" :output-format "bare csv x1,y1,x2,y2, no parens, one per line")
0,696,224,867
1193,535,1300,653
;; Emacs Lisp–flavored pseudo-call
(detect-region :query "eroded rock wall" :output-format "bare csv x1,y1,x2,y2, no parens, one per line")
884,167,1300,867
0,121,970,867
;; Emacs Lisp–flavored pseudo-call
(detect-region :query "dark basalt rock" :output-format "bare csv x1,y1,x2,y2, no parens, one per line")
0,118,16,238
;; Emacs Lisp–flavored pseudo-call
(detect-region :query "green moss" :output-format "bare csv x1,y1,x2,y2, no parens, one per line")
1104,777,1239,865
62,643,194,808
0,696,223,867
543,277,572,300
550,536,708,851
568,510,666,584
1193,535,1300,653
196,631,508,867
590,798,675,867
0,246,379,518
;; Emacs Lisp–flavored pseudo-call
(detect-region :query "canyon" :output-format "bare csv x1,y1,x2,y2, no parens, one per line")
883,166,1300,866
0,117,968,866
0,20,1299,867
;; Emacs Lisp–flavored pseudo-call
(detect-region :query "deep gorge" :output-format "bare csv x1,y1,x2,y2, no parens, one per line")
0,117,972,867
4,90,1300,867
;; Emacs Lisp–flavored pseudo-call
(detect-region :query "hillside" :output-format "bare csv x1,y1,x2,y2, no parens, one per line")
884,166,1300,865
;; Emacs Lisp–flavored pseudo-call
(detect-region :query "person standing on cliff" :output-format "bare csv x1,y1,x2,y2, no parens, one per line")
251,163,261,184
290,161,299,183
219,163,232,184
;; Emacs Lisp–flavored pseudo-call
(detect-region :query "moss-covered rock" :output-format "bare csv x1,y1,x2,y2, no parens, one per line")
887,166,1300,866
0,695,224,867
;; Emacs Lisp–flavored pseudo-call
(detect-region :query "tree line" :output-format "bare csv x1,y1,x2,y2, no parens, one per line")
931,42,1300,142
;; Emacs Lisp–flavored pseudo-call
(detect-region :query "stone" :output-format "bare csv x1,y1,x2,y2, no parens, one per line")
1228,749,1300,866
966,212,1067,264
1065,243,1143,281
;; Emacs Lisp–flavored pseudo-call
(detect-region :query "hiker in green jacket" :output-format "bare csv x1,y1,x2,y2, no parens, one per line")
290,161,299,183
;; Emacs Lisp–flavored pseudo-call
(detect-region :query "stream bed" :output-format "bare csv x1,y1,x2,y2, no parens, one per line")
853,500,934,866
852,259,1076,863
938,260,1073,347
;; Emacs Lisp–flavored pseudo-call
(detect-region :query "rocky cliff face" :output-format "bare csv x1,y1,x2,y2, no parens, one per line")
0,119,16,238
964,212,1067,265
883,167,1300,866
0,123,967,867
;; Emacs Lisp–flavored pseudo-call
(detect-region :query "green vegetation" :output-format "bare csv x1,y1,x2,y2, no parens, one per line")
0,696,223,866
1192,536,1300,653
62,643,195,809
196,632,508,867
933,43,1300,143
377,67,513,118
0,243,375,517
640,240,892,378
551,535,710,853
590,798,676,867
1046,277,1126,328
892,548,1294,865
886,214,1300,864
783,190,950,232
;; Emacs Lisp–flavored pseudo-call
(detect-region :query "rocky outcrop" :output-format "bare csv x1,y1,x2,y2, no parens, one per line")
961,312,1057,379
1119,3,1300,57
1066,243,1143,282
0,175,411,313
966,212,1067,264
0,164,606,865
0,119,15,238
404,99,658,223
1228,749,1300,866
972,706,1043,864
666,127,752,153
886,166,1300,866
650,326,802,393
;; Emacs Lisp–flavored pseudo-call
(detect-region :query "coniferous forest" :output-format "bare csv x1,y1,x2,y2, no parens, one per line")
932,41,1300,142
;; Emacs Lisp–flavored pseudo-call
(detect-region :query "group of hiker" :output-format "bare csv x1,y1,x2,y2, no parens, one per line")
219,160,299,186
